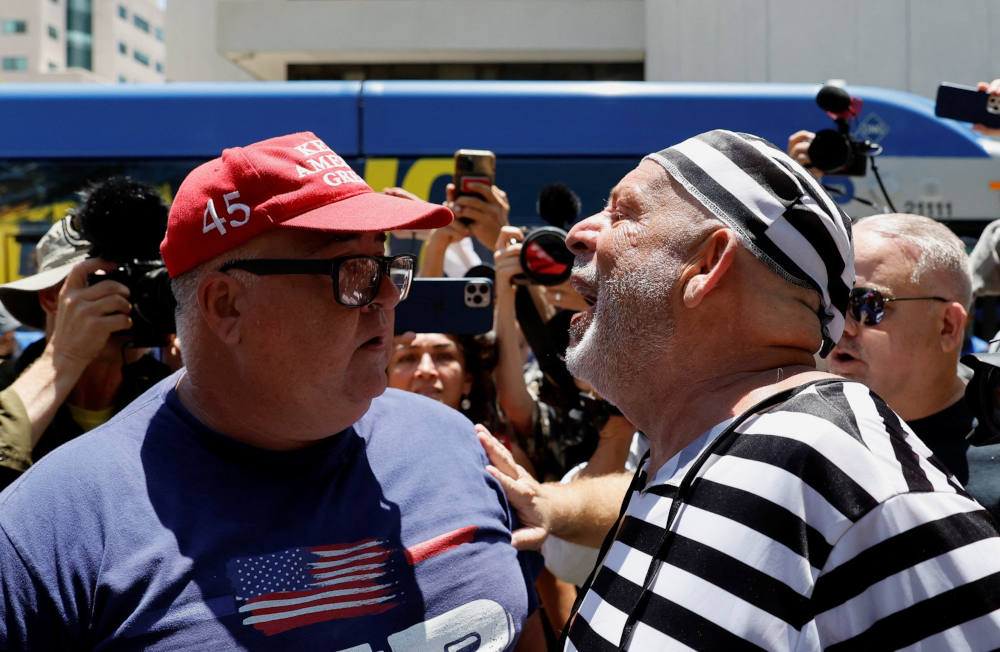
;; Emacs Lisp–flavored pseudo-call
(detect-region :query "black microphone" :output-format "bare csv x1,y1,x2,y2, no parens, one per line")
816,85,853,115
536,182,581,229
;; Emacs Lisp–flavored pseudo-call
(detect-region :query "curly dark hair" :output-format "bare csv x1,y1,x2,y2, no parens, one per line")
72,175,168,263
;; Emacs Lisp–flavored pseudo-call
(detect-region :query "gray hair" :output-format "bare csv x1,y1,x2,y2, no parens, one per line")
171,244,261,351
855,213,972,309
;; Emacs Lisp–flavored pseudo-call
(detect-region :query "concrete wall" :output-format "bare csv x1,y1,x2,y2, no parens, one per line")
646,0,1000,97
167,0,1000,97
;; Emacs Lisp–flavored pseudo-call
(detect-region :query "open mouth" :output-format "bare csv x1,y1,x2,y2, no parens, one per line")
830,350,859,365
363,335,386,349
571,278,597,307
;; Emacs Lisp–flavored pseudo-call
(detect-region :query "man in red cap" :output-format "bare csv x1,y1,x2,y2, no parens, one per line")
0,132,538,650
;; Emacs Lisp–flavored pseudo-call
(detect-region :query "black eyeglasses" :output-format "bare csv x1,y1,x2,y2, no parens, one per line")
219,254,416,308
848,286,948,326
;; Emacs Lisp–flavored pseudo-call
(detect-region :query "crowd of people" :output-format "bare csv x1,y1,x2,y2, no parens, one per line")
1,79,1000,649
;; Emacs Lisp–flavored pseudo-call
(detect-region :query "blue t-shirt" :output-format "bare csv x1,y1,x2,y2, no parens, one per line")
0,373,536,650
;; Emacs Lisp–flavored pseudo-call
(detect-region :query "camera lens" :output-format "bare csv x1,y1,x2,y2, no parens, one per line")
519,227,573,286
807,130,853,173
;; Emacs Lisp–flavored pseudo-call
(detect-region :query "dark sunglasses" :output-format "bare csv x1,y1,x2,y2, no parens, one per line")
219,254,416,308
848,286,948,326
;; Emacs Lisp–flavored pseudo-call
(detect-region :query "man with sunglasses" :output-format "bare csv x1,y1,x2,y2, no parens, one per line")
827,213,1000,519
0,132,539,649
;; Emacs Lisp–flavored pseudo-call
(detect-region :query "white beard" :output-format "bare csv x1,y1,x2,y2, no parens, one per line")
565,252,678,406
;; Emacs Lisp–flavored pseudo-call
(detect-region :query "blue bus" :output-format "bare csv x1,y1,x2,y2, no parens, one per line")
1,79,998,283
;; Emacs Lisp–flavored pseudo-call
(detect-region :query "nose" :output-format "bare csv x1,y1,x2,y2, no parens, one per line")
366,270,404,312
414,352,437,378
840,308,860,337
566,212,608,255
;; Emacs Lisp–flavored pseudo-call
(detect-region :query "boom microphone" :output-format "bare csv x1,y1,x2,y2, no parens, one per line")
816,85,853,115
537,182,581,229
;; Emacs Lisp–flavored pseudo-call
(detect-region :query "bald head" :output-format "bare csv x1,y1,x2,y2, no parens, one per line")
854,213,971,308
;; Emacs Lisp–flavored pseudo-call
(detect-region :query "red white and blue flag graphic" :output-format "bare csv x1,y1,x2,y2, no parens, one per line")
231,527,477,636
232,539,399,636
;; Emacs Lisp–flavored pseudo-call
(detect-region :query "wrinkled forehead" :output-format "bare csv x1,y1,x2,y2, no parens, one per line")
611,159,706,217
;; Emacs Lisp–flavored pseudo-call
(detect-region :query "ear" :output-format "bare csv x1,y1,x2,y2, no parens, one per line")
198,272,246,345
681,229,738,308
462,373,474,397
37,285,61,317
939,301,968,353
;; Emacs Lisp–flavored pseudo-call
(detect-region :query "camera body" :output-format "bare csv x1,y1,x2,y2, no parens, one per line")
808,128,870,176
807,84,874,177
960,352,1000,445
88,261,176,347
515,226,574,286
75,176,174,347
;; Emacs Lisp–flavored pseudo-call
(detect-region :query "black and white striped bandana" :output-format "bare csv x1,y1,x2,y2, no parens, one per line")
645,129,854,357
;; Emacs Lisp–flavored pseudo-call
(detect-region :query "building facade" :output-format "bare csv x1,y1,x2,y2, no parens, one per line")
0,0,165,83
166,0,1000,99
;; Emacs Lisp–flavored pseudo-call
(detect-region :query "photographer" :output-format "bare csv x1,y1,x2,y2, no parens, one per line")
789,120,1000,518
0,178,172,490
493,225,633,481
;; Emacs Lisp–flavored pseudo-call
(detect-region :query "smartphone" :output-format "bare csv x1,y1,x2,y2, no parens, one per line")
934,83,1000,128
453,149,496,225
394,277,494,335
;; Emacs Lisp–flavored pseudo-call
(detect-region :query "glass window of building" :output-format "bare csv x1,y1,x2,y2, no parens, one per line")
133,50,149,66
133,15,149,33
118,41,127,54
154,26,163,41
118,75,127,83
66,0,93,71
118,5,127,19
155,61,162,73
48,61,57,70
2,57,28,71
48,25,58,39
1,21,28,35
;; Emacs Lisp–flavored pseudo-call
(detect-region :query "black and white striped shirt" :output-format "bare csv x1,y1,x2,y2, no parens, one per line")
566,380,1000,650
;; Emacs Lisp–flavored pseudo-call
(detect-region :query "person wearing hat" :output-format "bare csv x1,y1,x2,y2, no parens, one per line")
479,130,1000,649
0,212,171,490
0,132,539,649
0,304,22,382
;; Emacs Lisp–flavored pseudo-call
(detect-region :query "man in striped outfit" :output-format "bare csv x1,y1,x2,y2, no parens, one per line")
482,130,1000,649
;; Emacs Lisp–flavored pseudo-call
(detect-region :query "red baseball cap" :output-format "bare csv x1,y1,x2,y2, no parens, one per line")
160,131,452,277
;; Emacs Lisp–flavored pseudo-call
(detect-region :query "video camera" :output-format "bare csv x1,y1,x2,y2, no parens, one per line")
807,84,879,176
960,352,1000,445
513,183,581,286
74,176,176,347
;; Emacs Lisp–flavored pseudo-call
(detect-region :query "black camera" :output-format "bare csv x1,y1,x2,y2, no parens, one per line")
513,182,581,286
807,85,877,176
961,352,1000,445
515,226,574,286
75,176,175,347
87,263,176,347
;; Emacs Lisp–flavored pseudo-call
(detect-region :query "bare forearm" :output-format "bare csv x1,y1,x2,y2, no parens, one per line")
542,472,633,547
10,348,86,447
493,292,535,434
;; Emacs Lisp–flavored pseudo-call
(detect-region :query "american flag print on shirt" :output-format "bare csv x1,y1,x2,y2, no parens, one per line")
231,539,399,636
229,526,478,636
